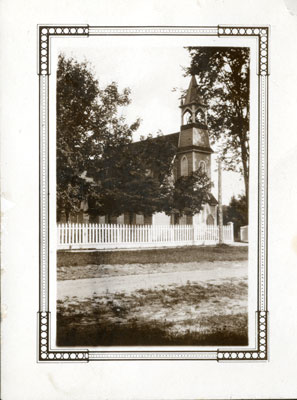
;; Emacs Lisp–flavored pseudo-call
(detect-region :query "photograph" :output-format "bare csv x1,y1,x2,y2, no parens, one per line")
55,43,250,347
4,0,297,395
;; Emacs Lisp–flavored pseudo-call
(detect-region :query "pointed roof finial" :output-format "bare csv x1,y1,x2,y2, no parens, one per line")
183,74,206,107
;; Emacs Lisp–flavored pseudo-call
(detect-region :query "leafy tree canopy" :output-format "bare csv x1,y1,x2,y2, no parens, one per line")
187,47,250,206
57,54,213,223
87,134,177,221
165,168,212,218
223,194,248,238
57,54,140,220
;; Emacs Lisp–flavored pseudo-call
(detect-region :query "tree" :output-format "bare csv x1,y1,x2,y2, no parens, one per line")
87,134,177,223
187,47,250,208
57,54,213,223
165,168,212,220
56,54,139,221
223,194,248,239
87,133,212,223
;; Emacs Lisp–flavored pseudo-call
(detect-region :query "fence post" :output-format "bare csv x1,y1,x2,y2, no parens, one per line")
83,224,87,244
228,222,234,243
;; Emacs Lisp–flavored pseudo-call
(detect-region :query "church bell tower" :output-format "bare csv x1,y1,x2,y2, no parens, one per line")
177,75,213,179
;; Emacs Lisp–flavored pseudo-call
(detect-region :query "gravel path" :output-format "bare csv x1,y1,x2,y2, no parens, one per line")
57,260,247,300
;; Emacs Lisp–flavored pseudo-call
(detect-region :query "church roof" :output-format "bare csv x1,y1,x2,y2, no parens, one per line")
183,75,206,107
159,132,179,147
133,132,179,148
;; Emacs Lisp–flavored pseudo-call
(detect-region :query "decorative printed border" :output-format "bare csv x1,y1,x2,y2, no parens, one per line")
38,25,269,362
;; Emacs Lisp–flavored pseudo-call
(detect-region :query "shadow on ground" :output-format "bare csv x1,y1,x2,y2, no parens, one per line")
57,316,248,346
56,280,248,347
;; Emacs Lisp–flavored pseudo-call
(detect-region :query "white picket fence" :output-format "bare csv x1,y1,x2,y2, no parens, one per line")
57,223,234,250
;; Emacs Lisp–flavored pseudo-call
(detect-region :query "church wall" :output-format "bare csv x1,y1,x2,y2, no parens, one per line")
194,152,211,177
193,212,203,225
110,215,118,224
176,151,212,178
192,203,218,225
58,210,89,223
122,213,152,225
176,152,194,177
152,212,171,225
144,215,153,225
210,205,218,225
186,215,193,224
179,127,194,147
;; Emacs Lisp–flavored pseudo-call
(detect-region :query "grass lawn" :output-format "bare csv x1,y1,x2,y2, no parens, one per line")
57,244,248,267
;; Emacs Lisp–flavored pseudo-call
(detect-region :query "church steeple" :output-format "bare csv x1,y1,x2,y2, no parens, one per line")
180,75,207,126
174,76,217,226
183,75,205,107
177,75,213,180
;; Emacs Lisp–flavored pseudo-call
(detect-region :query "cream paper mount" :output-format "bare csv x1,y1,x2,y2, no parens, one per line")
38,25,269,362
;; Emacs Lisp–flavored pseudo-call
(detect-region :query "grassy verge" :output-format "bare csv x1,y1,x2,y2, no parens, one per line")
57,244,248,267
57,278,248,347
57,259,247,281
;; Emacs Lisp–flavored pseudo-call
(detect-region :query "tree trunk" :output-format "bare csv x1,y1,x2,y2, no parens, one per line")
240,133,249,223
129,213,133,225
218,159,223,244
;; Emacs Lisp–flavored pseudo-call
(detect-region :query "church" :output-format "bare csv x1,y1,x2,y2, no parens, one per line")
70,75,218,226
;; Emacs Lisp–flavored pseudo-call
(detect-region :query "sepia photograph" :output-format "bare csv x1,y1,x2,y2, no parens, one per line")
4,0,297,395
54,42,250,348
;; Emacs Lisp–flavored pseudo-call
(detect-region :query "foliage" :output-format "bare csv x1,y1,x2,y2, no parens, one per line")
87,134,177,222
223,194,248,238
56,54,139,220
57,54,213,222
187,47,250,205
88,137,212,222
165,167,212,218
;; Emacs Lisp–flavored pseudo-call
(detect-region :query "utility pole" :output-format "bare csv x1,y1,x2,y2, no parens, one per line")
218,158,223,244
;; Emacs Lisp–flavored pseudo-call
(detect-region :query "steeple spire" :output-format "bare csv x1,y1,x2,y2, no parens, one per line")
183,75,206,107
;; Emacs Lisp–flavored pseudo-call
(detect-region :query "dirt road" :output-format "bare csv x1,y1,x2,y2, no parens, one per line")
57,260,248,300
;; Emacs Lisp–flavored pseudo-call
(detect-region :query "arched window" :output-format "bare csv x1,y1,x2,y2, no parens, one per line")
181,155,188,176
183,110,192,125
199,160,206,174
206,214,214,225
195,108,205,124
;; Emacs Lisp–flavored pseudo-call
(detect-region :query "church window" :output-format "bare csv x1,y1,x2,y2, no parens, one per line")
199,160,206,173
195,108,205,124
183,110,192,125
181,155,188,176
136,214,144,225
179,214,187,225
117,214,124,224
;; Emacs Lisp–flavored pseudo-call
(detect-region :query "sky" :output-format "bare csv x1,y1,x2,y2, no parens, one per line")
57,42,245,204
